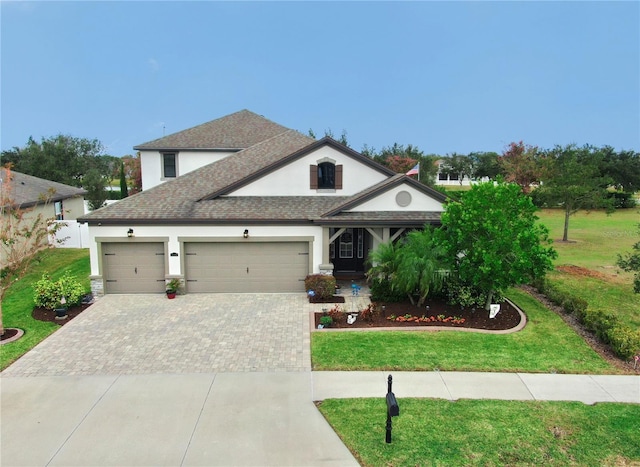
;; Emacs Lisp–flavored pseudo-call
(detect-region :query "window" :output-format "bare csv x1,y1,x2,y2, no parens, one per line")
310,163,343,190
162,153,177,178
339,229,353,258
318,162,335,189
54,201,63,220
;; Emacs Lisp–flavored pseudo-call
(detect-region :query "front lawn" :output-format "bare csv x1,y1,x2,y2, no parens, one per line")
311,288,616,373
318,398,640,467
1,248,90,370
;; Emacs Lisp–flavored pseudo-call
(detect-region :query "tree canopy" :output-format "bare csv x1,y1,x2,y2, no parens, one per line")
535,144,614,242
441,180,557,309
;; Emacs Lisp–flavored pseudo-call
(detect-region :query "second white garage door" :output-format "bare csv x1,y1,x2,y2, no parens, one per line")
184,242,309,293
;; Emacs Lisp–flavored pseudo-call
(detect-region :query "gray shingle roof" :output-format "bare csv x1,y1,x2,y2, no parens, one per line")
133,109,292,150
80,130,316,222
2,170,86,209
79,110,446,226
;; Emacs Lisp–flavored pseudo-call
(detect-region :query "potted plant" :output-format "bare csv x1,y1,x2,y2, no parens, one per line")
166,278,181,299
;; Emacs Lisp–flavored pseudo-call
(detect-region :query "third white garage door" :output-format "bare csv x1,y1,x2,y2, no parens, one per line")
184,242,309,293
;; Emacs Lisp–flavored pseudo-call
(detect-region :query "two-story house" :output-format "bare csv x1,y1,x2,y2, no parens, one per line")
78,110,447,296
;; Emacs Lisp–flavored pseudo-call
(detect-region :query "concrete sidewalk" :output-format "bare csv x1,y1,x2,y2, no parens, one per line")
2,371,637,466
312,371,640,405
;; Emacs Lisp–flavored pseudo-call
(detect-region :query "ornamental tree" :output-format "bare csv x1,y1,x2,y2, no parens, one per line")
498,141,544,193
441,180,557,310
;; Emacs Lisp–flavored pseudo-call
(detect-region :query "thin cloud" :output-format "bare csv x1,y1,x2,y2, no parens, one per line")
147,58,160,73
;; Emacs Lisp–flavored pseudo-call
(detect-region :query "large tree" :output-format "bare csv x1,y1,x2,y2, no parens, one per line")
363,143,439,185
441,180,557,310
469,151,501,180
0,166,64,336
3,134,105,187
498,141,544,193
438,153,474,185
536,144,614,242
601,147,640,193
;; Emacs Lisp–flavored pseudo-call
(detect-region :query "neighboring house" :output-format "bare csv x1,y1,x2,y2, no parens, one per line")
1,169,87,264
78,110,448,296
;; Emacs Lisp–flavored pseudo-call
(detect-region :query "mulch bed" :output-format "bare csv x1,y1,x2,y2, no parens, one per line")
31,303,94,326
313,298,521,330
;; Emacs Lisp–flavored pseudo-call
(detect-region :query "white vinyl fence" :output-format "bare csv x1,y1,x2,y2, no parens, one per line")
49,220,89,249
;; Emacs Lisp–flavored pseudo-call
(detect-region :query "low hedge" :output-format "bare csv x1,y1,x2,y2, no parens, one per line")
533,277,640,360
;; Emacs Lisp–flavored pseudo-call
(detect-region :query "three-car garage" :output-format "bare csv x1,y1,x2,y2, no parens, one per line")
100,240,310,294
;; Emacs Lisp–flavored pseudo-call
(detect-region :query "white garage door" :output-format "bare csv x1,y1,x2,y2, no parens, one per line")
184,242,309,293
102,242,166,294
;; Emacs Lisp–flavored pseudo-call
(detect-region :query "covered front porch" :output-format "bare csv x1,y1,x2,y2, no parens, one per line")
320,226,413,278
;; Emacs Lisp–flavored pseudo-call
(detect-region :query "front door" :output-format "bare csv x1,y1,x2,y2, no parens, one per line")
331,228,367,273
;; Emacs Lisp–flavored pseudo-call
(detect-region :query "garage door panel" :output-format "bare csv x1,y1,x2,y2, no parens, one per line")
185,242,309,293
103,243,165,294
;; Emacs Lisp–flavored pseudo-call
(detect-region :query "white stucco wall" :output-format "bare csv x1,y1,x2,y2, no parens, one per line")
349,183,445,212
232,146,387,196
87,224,324,278
140,150,236,190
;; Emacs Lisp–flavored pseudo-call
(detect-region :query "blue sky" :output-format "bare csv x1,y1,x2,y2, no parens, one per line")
2,1,638,158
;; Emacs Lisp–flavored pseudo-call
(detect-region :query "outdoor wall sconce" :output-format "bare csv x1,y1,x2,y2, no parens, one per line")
243,229,249,239
127,228,134,238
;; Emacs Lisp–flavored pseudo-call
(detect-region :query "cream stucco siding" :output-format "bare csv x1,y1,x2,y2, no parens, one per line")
140,150,236,190
348,184,445,212
231,146,387,196
87,224,323,278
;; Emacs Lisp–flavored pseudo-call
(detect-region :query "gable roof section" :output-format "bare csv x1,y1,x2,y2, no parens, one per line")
78,130,315,223
2,170,86,209
200,137,397,200
133,109,292,151
320,174,448,217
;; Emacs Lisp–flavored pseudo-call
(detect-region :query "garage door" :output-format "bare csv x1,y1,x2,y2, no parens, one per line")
102,242,165,294
184,242,309,293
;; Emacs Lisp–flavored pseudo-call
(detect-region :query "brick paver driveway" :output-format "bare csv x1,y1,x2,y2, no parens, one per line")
2,294,314,376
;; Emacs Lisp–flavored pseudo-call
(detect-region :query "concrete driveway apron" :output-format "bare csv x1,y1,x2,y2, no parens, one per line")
1,294,359,466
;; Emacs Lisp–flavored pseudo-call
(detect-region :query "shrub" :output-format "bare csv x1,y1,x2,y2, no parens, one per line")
605,326,640,360
304,274,337,300
369,278,405,302
327,304,343,321
359,303,377,322
319,316,333,327
562,296,588,319
535,278,640,360
33,272,85,310
445,279,505,309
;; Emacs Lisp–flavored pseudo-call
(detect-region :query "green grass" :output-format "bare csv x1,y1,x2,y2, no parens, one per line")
548,271,640,329
1,248,90,370
536,208,640,330
318,398,640,467
538,208,639,273
312,288,615,373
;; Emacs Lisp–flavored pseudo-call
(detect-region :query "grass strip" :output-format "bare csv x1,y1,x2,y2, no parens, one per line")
311,288,615,373
318,398,640,467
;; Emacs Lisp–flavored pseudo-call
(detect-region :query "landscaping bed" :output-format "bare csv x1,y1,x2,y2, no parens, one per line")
314,298,522,331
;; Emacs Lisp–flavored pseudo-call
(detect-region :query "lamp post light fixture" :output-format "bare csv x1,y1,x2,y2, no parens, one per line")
127,228,134,238
243,229,249,239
